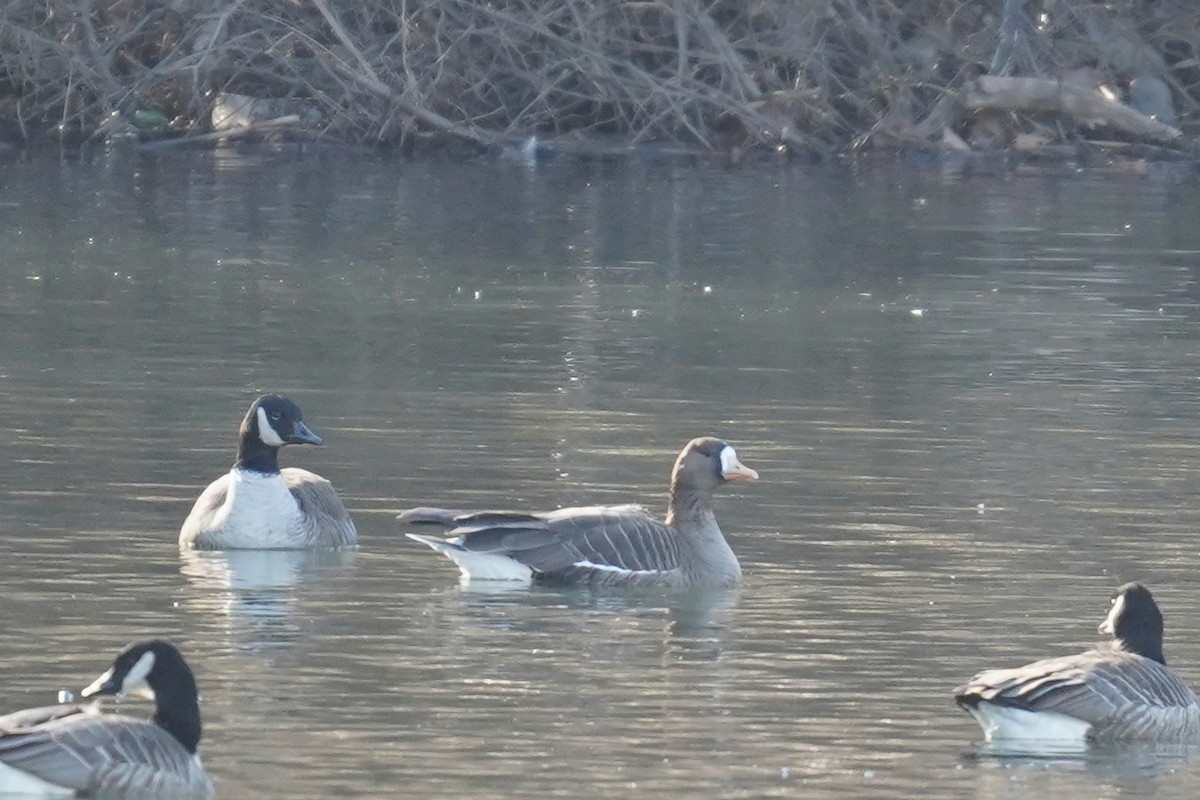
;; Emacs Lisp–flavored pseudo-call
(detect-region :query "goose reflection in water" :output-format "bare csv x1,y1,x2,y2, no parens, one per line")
963,741,1200,788
422,580,739,664
179,548,357,633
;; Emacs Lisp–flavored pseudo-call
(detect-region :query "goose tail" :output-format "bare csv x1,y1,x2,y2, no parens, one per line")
404,533,533,582
397,507,465,527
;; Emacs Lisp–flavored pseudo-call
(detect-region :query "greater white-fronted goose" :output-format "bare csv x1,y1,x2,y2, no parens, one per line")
399,437,758,587
955,582,1200,742
0,640,213,798
180,394,357,550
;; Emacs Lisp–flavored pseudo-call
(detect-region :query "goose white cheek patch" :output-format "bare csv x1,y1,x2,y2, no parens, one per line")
1099,593,1125,636
81,649,157,698
123,650,157,695
256,407,286,447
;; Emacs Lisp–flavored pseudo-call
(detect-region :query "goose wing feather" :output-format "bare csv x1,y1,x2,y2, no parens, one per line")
283,468,357,547
957,649,1199,729
444,505,682,574
0,705,211,797
178,474,231,546
396,507,474,526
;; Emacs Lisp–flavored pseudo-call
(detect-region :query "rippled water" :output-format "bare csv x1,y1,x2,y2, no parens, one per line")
3,149,1200,798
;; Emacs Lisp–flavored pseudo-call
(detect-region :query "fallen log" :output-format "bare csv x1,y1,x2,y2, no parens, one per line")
961,75,1183,146
143,114,302,148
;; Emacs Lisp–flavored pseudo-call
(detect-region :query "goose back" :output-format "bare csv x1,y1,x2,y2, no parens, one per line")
406,504,690,586
0,704,212,798
956,647,1200,741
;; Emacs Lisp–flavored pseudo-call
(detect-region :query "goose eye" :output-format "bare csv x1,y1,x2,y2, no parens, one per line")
269,412,282,422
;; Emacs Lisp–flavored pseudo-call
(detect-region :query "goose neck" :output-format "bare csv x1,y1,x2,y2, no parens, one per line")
1119,636,1166,665
666,486,713,528
152,685,203,754
235,435,280,474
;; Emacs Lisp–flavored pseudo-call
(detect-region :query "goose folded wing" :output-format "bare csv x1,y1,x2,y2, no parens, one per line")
284,468,357,545
180,475,231,542
0,703,84,734
956,650,1192,722
525,506,682,574
413,504,683,575
1082,655,1198,708
445,512,562,561
451,511,549,535
86,723,210,797
398,508,546,531
397,507,470,526
0,709,197,794
958,656,1100,712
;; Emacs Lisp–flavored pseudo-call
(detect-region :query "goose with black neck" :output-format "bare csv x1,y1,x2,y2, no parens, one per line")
955,582,1200,742
0,640,214,798
180,394,357,550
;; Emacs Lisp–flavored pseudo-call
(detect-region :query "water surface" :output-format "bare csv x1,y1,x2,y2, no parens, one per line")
2,150,1200,798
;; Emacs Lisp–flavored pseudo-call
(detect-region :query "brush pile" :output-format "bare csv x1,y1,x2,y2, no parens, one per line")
1,0,1197,159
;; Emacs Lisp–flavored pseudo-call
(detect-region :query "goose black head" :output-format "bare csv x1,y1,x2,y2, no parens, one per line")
80,639,203,753
1098,582,1166,664
236,394,322,473
244,394,322,447
671,437,759,493
80,640,195,702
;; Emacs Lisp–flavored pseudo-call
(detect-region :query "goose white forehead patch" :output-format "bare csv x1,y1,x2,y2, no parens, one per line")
719,446,740,474
1099,593,1125,636
256,406,286,447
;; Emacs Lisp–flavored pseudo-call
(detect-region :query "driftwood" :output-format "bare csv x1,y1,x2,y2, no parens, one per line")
149,114,302,147
962,76,1183,146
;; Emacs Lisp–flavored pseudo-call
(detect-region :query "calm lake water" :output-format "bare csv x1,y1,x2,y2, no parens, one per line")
3,147,1200,798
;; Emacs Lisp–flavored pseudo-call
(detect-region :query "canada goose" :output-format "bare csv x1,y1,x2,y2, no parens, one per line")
180,394,357,550
0,640,213,799
955,582,1200,742
399,437,758,587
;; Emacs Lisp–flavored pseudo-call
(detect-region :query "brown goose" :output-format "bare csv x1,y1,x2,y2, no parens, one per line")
179,395,357,550
399,437,758,588
955,582,1200,742
0,640,213,799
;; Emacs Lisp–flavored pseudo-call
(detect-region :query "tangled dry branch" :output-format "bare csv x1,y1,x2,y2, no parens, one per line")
0,0,1197,157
